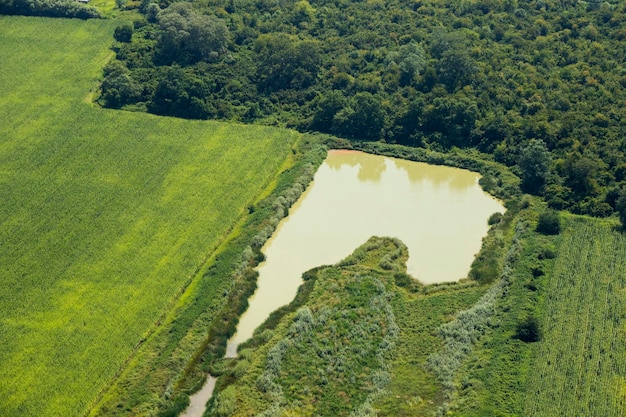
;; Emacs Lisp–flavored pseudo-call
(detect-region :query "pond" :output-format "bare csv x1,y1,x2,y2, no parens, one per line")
227,149,504,354
183,149,504,415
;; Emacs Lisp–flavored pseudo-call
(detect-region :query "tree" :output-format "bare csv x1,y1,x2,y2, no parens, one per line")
437,47,478,91
392,99,425,146
430,30,477,91
519,139,551,194
515,315,541,343
422,96,478,148
334,92,385,140
156,3,229,65
100,61,142,108
563,154,599,196
311,91,346,133
253,34,321,91
536,210,561,235
148,65,210,119
113,23,133,43
397,42,426,86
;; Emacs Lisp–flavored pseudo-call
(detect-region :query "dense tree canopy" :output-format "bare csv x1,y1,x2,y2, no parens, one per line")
0,0,101,18
99,0,626,217
155,2,229,65
519,139,551,194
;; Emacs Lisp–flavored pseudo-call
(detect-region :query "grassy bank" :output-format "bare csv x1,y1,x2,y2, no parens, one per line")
0,16,297,417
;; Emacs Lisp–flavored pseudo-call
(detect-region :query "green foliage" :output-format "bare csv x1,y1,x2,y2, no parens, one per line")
155,2,229,65
0,17,297,417
616,186,626,230
113,23,133,42
514,315,542,343
214,385,237,416
536,210,561,235
253,33,322,92
519,139,551,194
487,212,503,225
0,0,102,18
103,0,626,216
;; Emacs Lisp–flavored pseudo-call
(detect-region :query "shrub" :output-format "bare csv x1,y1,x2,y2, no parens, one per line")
514,315,541,343
214,385,237,416
488,212,503,225
536,210,561,235
114,24,133,43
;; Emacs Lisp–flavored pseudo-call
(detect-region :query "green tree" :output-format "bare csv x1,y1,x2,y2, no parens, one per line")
437,47,478,91
519,139,551,194
536,210,561,235
397,42,426,86
148,65,210,119
156,2,229,65
311,90,347,133
335,93,385,140
563,154,600,196
392,99,425,146
515,315,541,343
254,34,321,91
113,23,133,43
422,96,478,148
100,61,142,108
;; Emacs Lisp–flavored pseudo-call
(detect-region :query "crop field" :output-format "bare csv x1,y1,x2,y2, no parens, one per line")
523,219,626,416
452,213,626,417
0,16,297,417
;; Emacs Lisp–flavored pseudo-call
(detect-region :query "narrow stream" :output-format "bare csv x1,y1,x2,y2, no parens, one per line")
181,150,504,416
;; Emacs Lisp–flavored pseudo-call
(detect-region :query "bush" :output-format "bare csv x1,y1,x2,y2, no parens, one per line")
488,212,503,225
536,210,561,235
114,24,133,43
514,315,541,343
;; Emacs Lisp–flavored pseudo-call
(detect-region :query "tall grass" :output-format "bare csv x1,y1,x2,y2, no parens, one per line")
208,237,405,416
0,16,297,417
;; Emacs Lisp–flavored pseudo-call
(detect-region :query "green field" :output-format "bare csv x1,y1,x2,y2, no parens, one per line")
523,219,626,416
0,16,297,417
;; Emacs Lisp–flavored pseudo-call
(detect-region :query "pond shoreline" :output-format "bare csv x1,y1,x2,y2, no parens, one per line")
177,141,518,417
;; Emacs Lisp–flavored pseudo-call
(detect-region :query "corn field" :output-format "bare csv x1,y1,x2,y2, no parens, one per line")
523,219,626,416
0,16,297,417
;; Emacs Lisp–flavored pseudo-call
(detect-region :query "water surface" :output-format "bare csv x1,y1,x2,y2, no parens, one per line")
226,150,504,356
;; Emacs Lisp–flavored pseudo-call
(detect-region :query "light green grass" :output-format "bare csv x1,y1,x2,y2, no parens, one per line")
523,218,626,416
0,16,298,417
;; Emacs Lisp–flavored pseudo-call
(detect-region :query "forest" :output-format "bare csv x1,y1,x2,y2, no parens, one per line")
100,0,626,218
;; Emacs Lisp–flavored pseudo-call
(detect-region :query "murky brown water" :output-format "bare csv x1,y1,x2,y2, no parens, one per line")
180,376,216,417
225,150,504,357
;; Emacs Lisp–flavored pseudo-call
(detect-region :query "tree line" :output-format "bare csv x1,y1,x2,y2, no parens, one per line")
100,0,625,219
0,0,101,19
